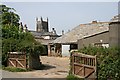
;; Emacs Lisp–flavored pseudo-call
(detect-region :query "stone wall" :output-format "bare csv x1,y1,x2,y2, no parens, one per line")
78,31,109,49
109,22,120,47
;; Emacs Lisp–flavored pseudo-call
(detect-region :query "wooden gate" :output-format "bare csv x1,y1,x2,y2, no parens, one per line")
8,52,27,69
71,52,97,79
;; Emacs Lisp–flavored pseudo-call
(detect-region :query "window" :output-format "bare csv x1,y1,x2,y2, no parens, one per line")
94,43,109,48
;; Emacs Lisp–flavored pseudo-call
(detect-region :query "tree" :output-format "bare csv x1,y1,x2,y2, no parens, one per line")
0,5,20,26
1,4,44,69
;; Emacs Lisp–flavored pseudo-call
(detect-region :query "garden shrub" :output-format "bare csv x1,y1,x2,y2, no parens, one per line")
70,46,120,79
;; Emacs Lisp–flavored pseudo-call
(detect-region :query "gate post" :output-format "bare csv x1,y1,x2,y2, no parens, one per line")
95,55,98,80
70,51,73,75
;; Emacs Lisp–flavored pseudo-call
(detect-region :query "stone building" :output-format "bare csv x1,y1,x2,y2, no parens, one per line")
52,21,110,57
109,22,120,47
78,14,120,49
51,15,120,57
29,17,60,55
36,17,49,32
77,21,109,49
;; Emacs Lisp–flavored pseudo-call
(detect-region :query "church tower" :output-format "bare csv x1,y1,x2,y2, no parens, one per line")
36,17,49,32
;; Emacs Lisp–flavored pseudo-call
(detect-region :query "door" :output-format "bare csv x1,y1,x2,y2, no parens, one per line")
62,45,70,57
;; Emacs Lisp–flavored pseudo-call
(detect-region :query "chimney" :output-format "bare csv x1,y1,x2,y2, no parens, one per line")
68,29,70,32
41,17,43,21
23,24,27,32
92,20,97,24
52,28,56,34
19,22,23,31
20,22,22,26
62,30,64,35
36,17,38,21
47,17,48,22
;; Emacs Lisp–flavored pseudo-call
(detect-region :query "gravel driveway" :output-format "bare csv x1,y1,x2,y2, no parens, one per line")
2,56,70,78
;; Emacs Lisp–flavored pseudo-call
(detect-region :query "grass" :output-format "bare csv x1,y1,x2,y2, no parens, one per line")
0,65,2,69
66,74,83,80
2,66,32,72
2,64,46,72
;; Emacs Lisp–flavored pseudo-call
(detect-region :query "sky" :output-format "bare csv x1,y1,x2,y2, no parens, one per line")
1,0,120,2
3,2,118,35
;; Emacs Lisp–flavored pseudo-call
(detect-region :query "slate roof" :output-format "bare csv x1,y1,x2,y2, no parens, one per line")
29,30,60,45
29,30,59,38
53,21,109,44
42,32,58,36
35,39,53,45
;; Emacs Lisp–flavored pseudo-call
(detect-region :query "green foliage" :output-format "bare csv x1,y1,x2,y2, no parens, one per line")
2,24,19,39
2,28,44,67
0,5,20,26
66,74,82,80
1,5,20,66
77,46,120,79
2,67,32,72
1,24,37,66
1,4,45,67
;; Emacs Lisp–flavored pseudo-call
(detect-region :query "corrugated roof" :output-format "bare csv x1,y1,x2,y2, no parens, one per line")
53,22,109,44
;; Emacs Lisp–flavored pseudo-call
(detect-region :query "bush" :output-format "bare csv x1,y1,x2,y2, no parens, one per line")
76,46,120,79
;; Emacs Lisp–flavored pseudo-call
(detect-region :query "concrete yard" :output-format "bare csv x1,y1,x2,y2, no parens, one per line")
1,56,70,78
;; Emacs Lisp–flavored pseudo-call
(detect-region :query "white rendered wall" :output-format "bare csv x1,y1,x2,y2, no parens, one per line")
62,45,70,57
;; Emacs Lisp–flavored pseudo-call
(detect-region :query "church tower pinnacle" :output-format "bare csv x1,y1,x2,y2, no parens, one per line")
36,17,49,32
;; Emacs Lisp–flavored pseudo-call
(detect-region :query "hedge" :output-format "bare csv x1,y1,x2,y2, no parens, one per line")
70,46,120,79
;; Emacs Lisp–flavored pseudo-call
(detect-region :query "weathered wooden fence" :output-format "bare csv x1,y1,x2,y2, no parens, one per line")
71,52,97,79
7,52,27,69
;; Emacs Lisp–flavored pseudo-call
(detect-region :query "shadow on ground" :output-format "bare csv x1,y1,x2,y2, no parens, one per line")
42,64,56,70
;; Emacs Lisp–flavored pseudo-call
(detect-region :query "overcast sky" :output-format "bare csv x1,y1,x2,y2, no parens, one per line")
3,2,118,35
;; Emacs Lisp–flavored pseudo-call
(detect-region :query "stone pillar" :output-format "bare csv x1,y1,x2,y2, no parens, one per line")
109,22,120,47
48,44,51,56
77,39,84,49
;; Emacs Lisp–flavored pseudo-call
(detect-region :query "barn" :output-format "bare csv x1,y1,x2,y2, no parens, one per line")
49,15,120,57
